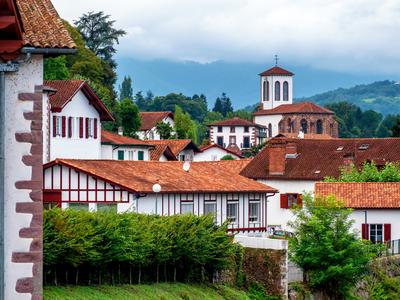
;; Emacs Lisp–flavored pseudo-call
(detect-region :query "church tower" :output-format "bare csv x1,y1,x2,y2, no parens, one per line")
259,58,294,110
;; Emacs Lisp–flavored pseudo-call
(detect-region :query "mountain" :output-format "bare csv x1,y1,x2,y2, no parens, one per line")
298,80,400,116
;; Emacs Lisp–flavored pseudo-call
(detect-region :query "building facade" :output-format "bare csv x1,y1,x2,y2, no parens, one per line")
137,111,174,140
194,144,243,161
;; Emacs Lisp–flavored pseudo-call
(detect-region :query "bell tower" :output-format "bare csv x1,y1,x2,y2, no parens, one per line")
259,57,294,110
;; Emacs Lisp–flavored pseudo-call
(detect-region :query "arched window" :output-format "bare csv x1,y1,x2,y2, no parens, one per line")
268,123,272,137
275,81,280,101
330,123,334,136
287,118,292,133
266,81,270,101
263,81,266,101
283,81,289,101
300,119,308,134
316,120,323,134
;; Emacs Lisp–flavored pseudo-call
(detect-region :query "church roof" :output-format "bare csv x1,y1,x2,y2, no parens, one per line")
253,102,333,116
259,66,294,76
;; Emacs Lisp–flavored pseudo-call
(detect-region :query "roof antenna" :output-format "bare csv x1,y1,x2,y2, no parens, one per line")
274,54,279,66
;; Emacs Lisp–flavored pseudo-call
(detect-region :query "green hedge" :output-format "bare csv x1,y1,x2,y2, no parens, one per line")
44,209,239,286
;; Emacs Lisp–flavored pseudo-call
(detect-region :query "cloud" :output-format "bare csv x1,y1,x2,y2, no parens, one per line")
52,0,400,75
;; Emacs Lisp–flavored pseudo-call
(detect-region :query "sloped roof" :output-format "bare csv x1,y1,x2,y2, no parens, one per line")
15,0,75,49
253,102,333,116
101,130,153,147
241,137,400,180
139,112,174,131
150,144,177,161
45,80,114,121
198,143,244,158
143,139,198,156
315,182,400,209
209,117,265,128
45,159,277,194
259,66,294,76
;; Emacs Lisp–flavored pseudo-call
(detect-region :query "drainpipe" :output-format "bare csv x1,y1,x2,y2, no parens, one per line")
0,61,19,300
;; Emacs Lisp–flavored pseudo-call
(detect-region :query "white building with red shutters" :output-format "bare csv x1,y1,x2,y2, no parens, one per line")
45,80,114,161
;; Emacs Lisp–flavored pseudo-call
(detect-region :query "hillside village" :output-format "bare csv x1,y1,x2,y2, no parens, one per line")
1,0,400,299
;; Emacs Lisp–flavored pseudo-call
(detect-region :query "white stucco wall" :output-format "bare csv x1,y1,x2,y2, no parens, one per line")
50,90,101,160
177,149,194,161
193,147,241,161
137,116,175,141
260,75,293,110
100,144,150,161
210,125,255,149
254,115,283,137
4,54,43,300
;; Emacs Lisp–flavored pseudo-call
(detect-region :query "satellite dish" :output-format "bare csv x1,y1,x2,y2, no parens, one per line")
183,161,191,172
152,183,161,193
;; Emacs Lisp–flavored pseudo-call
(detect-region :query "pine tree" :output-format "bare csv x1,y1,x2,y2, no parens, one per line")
119,76,133,100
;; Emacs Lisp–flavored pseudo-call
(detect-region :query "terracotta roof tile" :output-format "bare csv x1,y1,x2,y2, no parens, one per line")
101,130,153,146
15,0,75,49
253,102,333,116
46,159,276,194
198,144,244,158
139,112,173,131
143,139,198,156
150,144,177,161
315,182,400,209
259,66,294,76
241,137,400,180
209,117,265,128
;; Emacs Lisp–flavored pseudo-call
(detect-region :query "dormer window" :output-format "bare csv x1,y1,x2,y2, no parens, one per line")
359,144,369,150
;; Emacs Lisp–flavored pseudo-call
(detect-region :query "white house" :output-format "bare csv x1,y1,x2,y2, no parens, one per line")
209,117,266,151
101,130,154,161
143,139,198,161
240,137,400,232
137,111,174,140
43,159,277,233
194,143,243,161
0,0,75,298
316,182,400,244
252,65,338,138
45,80,114,161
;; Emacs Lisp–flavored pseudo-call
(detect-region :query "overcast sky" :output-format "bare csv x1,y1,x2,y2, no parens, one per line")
53,0,400,75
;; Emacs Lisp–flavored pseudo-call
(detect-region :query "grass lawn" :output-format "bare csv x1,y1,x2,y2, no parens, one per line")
44,283,251,300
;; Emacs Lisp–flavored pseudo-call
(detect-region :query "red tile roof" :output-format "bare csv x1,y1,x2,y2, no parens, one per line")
139,112,174,131
101,130,153,146
143,139,198,156
45,80,114,121
150,144,177,161
209,117,265,128
241,137,400,180
276,133,334,140
15,0,75,49
315,182,400,209
253,102,333,116
259,66,294,76
198,143,244,158
45,159,277,194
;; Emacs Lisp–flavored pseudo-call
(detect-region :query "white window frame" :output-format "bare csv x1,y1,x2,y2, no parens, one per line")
370,224,384,244
180,201,194,214
227,201,239,224
249,201,260,224
55,116,62,137
204,201,217,222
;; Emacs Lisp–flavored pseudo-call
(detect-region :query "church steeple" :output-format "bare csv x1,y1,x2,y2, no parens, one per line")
259,59,294,110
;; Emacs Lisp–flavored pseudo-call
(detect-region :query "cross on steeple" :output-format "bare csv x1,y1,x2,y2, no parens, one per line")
274,54,279,66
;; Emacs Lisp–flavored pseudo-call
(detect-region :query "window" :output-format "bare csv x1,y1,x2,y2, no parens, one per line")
217,137,224,147
68,203,89,211
249,201,260,223
138,150,144,161
263,81,266,101
55,116,62,136
118,150,125,160
148,131,154,140
179,154,186,161
227,202,238,224
363,223,391,243
97,203,117,212
370,224,383,244
244,126,249,133
268,123,272,137
283,81,289,101
204,202,217,222
243,136,250,148
275,81,280,101
230,126,235,133
128,151,134,160
288,194,299,207
181,202,193,214
316,120,323,134
229,136,236,145
300,119,308,134
280,194,302,209
217,126,222,133
287,118,293,133
44,202,59,210
266,81,270,101
88,118,93,137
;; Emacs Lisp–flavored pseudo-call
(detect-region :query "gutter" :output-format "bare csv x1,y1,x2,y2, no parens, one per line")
21,47,77,55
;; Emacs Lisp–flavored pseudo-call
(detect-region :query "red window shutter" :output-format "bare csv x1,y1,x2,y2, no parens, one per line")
361,224,369,240
94,118,98,139
68,117,72,138
61,116,66,137
52,116,57,137
384,224,391,242
79,117,83,138
280,194,288,209
297,194,302,207
85,118,89,139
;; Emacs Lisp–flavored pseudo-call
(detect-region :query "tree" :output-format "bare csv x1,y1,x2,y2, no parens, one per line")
118,98,141,137
220,155,235,160
174,106,198,143
44,56,70,80
213,93,233,117
289,194,380,299
155,122,173,140
119,76,133,100
74,11,126,68
391,117,400,137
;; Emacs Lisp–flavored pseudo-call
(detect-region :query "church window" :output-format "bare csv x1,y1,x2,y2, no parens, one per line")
300,119,308,134
268,123,272,137
316,120,323,134
275,81,280,101
263,81,266,101
283,81,289,101
287,118,293,133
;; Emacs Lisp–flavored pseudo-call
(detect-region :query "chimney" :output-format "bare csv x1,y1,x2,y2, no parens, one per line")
118,126,123,136
268,141,286,175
